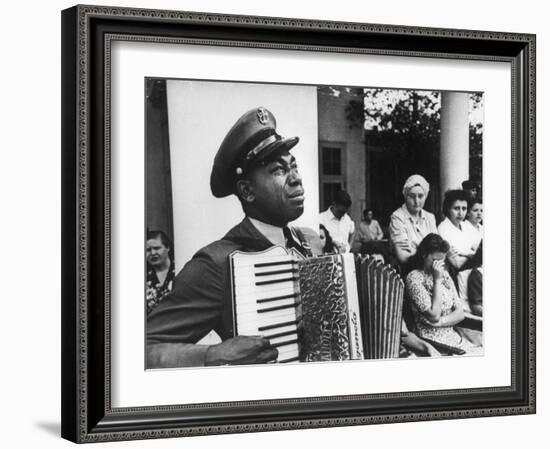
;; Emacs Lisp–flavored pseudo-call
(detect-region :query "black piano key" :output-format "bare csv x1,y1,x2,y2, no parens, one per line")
255,276,298,286
257,293,297,304
254,260,296,268
272,338,299,349
254,268,297,277
278,356,300,363
258,302,299,314
258,319,299,332
265,329,297,340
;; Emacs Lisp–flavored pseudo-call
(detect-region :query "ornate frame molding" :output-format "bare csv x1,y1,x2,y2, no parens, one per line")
61,4,536,443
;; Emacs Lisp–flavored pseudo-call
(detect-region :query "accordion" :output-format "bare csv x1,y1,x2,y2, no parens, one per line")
229,246,404,363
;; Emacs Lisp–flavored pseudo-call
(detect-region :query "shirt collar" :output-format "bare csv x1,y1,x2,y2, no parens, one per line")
327,207,343,221
444,216,463,231
248,217,286,246
401,203,426,222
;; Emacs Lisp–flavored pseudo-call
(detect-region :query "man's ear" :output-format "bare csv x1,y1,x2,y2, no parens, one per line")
236,179,255,203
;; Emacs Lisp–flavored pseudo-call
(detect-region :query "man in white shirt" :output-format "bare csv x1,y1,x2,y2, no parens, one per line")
318,190,355,253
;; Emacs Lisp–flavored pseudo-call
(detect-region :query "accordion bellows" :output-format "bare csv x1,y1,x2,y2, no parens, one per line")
356,255,404,359
230,246,404,363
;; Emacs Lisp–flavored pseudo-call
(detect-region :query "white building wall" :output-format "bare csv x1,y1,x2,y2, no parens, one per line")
167,80,319,270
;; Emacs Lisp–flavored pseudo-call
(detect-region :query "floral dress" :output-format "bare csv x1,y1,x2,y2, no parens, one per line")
146,265,175,315
406,269,474,350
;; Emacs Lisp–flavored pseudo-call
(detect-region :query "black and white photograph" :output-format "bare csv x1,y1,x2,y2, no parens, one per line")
53,1,538,444
145,78,485,369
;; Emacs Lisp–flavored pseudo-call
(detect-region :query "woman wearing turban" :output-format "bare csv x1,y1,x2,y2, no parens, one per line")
389,174,438,269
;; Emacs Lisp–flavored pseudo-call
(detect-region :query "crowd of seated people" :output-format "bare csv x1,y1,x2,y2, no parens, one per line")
148,178,483,359
316,176,483,356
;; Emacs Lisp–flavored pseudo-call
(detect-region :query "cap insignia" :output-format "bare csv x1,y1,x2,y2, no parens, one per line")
256,107,269,125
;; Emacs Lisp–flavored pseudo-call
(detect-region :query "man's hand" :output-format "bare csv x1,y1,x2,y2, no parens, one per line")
204,336,278,366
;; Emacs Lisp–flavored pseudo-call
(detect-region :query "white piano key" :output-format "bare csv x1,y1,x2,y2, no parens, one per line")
276,346,299,357
235,281,298,294
234,286,297,300
261,324,297,337
276,349,300,361
237,317,298,334
233,272,297,284
269,334,298,346
236,308,296,322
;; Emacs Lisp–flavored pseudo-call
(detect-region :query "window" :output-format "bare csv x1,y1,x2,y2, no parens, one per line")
319,142,346,211
322,147,342,176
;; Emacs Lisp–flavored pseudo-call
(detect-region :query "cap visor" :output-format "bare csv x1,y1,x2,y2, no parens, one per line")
254,136,300,163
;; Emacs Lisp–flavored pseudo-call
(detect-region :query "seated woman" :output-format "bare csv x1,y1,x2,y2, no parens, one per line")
466,196,483,236
437,190,481,271
356,208,384,252
145,230,176,315
389,174,437,273
406,233,482,354
450,197,484,312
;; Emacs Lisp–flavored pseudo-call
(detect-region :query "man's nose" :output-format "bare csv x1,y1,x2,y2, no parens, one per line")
288,168,302,185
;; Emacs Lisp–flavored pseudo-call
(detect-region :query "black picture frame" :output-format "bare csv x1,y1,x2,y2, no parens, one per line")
61,4,536,443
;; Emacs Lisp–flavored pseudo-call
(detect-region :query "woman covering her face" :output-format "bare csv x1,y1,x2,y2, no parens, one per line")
389,174,437,267
405,233,483,354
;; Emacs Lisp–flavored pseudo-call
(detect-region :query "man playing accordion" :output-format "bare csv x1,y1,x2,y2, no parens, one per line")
147,107,320,368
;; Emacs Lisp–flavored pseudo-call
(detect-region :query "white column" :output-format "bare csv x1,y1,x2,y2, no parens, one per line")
440,92,470,194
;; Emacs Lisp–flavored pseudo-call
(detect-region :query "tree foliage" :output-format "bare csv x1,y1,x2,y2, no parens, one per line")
346,88,483,187
346,89,442,179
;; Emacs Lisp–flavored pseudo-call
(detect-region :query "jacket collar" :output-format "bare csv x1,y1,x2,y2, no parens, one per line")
401,203,426,222
223,217,275,251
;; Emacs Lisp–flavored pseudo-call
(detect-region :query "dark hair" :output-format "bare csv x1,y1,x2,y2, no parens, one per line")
147,230,173,252
468,195,483,211
363,208,375,218
362,240,389,263
442,189,471,218
461,180,477,190
319,224,336,254
410,233,450,270
333,190,352,208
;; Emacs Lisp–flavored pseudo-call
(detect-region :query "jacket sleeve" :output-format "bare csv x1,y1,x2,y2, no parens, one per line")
146,252,225,345
389,213,406,244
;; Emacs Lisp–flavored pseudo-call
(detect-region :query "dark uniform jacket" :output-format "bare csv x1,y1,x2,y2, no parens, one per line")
147,217,314,365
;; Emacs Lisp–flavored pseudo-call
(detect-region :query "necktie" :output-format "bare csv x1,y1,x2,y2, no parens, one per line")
283,226,306,256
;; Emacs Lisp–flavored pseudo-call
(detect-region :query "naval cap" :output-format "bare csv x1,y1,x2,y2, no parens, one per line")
210,107,299,198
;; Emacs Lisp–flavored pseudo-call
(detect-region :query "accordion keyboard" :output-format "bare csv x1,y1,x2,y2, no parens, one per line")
232,252,301,363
